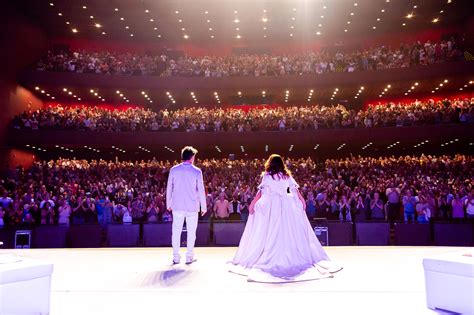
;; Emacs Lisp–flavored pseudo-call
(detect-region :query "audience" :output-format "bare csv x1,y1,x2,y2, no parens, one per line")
0,154,472,227
11,98,474,132
35,38,463,77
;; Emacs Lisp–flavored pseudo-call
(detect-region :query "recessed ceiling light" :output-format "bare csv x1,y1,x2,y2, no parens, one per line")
95,23,101,28
114,8,118,11
72,28,78,33
432,18,439,23
183,34,189,39
58,12,62,16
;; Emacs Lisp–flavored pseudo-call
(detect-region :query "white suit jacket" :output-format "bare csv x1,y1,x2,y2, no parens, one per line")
166,162,207,213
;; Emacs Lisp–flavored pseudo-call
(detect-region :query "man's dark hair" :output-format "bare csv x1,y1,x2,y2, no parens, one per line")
181,146,198,161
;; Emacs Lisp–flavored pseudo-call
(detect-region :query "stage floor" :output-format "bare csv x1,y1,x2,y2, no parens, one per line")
2,246,466,315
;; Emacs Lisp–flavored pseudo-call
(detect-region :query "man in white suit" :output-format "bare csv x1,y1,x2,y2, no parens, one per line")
166,146,207,264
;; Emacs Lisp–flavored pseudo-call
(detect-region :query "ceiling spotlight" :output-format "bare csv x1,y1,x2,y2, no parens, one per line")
72,28,78,33
183,34,189,39
95,23,101,28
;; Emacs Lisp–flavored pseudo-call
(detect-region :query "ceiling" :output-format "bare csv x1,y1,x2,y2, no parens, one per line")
28,74,474,108
16,0,473,43
12,125,473,160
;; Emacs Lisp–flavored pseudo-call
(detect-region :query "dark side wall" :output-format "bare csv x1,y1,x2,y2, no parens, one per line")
0,3,47,169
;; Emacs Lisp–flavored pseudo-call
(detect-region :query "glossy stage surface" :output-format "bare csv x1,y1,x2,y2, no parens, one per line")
1,247,465,315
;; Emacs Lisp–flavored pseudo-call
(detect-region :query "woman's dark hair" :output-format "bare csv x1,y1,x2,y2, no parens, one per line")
263,154,291,179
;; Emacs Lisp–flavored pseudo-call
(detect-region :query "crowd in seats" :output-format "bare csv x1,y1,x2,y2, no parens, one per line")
0,154,473,228
35,39,463,77
11,98,474,132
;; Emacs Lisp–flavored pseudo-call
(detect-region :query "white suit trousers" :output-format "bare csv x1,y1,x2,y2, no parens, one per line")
172,211,198,261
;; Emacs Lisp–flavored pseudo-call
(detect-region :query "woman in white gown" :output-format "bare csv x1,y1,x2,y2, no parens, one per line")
229,154,342,283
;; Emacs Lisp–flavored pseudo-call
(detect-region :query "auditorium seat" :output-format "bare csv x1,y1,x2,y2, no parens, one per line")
107,224,140,247
394,222,432,246
355,222,390,245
